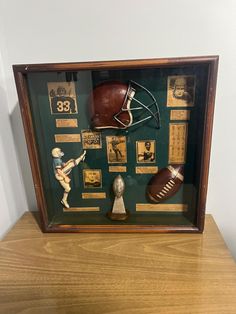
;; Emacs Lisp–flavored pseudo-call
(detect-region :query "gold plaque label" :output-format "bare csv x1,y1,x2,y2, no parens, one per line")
170,110,190,121
136,166,158,174
82,192,106,199
56,119,78,128
63,207,100,212
55,134,81,143
168,123,188,164
109,166,127,172
136,204,188,212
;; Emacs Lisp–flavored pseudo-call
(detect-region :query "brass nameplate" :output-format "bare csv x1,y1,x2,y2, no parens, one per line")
109,166,127,172
136,166,158,174
56,119,78,128
63,207,100,212
55,134,81,143
82,192,106,199
168,123,188,164
170,110,190,121
136,204,188,212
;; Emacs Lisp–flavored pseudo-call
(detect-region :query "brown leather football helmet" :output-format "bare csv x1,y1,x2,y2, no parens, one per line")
90,80,161,129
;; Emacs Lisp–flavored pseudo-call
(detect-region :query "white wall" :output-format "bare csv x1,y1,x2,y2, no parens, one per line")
0,0,235,258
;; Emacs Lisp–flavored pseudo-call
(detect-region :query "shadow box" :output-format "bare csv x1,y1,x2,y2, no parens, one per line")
13,56,218,233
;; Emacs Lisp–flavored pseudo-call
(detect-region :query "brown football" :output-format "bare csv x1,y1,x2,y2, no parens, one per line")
147,165,184,203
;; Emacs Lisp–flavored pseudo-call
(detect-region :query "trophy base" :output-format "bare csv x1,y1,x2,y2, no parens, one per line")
107,211,129,221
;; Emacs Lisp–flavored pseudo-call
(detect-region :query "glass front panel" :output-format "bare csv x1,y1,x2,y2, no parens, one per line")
26,64,209,226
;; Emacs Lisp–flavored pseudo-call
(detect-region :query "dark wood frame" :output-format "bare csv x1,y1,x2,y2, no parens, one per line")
13,56,219,233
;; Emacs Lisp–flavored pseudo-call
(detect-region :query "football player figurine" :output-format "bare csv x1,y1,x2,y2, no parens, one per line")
107,175,129,221
51,148,86,208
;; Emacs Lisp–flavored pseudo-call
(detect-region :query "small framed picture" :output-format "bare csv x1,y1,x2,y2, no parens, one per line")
167,75,196,107
47,81,78,114
83,169,102,188
136,140,156,163
106,136,127,163
81,130,102,149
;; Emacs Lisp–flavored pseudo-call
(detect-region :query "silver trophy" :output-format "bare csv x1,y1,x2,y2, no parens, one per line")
107,174,129,221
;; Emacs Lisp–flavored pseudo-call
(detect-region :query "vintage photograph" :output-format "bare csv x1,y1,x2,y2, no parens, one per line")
83,169,102,188
136,140,156,163
167,75,195,107
81,130,102,149
106,136,127,163
48,81,78,114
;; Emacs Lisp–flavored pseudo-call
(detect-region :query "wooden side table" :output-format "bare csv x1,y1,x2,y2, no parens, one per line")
0,213,236,313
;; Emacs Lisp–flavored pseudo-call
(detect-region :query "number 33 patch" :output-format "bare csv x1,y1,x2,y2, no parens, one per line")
48,82,78,114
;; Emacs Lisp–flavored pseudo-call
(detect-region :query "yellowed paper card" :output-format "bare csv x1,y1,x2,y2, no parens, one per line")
82,193,106,199
56,119,78,128
136,204,188,212
136,166,158,174
55,134,81,143
168,123,188,164
83,169,102,188
136,140,156,163
167,75,195,107
170,110,190,121
109,166,127,172
106,136,127,163
63,207,100,212
81,130,102,149
48,81,78,114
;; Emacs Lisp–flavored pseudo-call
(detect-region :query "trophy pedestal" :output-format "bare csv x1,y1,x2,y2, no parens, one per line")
107,211,129,221
107,196,129,221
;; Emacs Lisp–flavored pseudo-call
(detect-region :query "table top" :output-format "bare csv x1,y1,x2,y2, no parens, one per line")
0,213,236,314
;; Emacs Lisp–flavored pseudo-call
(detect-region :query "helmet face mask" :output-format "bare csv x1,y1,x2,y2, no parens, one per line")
90,80,161,130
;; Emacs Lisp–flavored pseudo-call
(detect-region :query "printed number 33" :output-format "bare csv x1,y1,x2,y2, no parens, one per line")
57,100,71,112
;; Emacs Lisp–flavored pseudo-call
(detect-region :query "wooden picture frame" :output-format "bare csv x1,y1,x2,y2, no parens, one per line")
13,56,218,233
